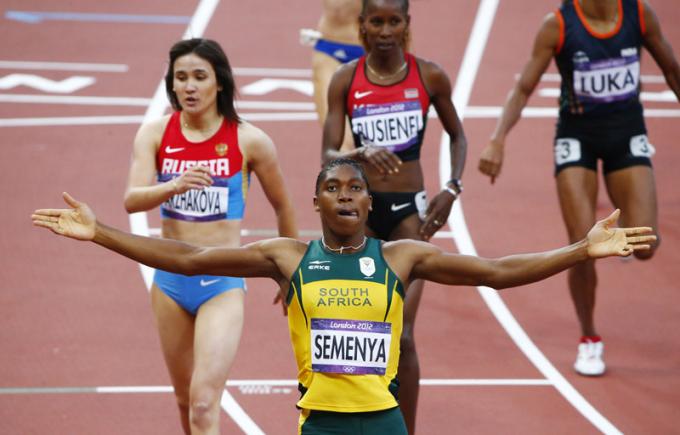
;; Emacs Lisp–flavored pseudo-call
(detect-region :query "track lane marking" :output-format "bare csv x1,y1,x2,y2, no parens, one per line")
0,379,553,395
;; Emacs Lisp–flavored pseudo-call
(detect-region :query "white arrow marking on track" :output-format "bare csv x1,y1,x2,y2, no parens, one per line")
0,73,94,93
240,78,313,96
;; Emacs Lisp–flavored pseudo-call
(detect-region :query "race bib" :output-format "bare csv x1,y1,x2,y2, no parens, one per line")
554,138,581,165
351,101,423,152
311,318,391,375
573,56,640,103
160,177,229,221
630,134,655,157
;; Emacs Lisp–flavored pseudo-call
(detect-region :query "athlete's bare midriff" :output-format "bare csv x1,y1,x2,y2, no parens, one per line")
161,218,241,247
318,0,361,44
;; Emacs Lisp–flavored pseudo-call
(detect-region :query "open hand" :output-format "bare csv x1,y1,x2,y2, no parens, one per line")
586,209,656,258
32,192,96,241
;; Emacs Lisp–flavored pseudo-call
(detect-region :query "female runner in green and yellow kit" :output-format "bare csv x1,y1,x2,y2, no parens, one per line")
33,159,655,434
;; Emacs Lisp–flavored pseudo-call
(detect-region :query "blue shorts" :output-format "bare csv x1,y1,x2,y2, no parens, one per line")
153,269,246,315
314,39,364,64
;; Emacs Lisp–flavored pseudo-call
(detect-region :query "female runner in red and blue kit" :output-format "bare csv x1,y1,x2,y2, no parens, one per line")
322,1,467,432
124,39,297,434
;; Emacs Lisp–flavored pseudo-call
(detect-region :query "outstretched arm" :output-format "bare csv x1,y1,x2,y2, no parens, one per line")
33,193,285,280
409,210,655,289
478,12,559,183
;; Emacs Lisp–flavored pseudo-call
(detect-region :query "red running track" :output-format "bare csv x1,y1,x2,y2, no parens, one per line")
2,0,679,433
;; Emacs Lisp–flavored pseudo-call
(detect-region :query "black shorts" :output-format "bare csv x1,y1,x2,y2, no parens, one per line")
554,109,653,175
367,191,427,240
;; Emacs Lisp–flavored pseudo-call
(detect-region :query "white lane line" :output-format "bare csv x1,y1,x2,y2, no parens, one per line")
0,379,552,395
0,60,128,72
0,115,144,126
0,94,151,106
2,107,676,127
442,1,622,434
220,389,265,435
0,94,314,110
233,67,311,78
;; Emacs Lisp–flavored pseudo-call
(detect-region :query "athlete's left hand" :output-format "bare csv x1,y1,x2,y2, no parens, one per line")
586,209,656,259
420,190,455,241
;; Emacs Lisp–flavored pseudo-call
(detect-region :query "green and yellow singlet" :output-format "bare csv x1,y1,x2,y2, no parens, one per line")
286,238,405,413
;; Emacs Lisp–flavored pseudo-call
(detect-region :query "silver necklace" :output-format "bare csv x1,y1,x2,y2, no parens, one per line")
321,236,367,254
366,58,407,81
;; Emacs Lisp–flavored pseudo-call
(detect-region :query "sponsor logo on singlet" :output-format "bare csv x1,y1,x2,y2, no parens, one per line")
311,318,391,375
351,101,423,152
308,260,331,271
572,48,640,103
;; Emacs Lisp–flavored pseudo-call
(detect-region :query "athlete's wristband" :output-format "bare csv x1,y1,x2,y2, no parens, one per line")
446,178,463,194
443,186,459,199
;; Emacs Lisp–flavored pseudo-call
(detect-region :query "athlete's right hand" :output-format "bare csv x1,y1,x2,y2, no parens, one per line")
478,139,505,184
171,165,214,194
32,192,96,241
357,144,402,176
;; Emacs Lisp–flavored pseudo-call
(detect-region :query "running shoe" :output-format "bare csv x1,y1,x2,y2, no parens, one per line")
574,340,606,376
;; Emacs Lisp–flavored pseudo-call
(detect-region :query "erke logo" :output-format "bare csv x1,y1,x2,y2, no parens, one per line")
359,257,375,277
309,260,331,271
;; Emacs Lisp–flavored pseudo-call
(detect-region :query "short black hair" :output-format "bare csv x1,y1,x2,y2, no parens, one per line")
315,159,369,194
361,0,409,14
165,38,239,123
359,0,411,51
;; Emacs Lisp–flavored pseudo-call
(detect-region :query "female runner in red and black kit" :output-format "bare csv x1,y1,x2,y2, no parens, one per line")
321,0,467,432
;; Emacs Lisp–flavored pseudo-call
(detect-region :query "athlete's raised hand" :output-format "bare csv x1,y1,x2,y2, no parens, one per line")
32,192,96,241
171,165,214,194
586,209,656,259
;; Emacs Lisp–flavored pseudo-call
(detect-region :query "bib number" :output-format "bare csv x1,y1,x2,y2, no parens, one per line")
554,138,582,165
